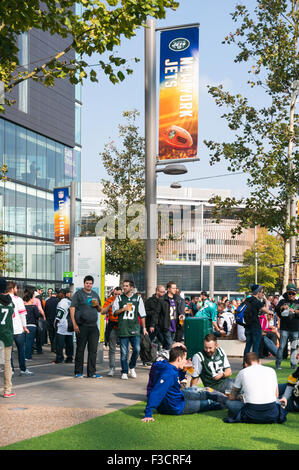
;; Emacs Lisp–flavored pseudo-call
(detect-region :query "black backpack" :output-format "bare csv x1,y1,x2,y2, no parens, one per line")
140,334,157,364
235,299,254,326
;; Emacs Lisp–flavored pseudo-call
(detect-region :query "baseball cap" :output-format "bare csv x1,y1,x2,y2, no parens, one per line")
286,284,297,293
250,284,264,295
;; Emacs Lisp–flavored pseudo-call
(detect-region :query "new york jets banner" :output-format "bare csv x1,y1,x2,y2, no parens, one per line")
158,26,199,162
54,187,70,246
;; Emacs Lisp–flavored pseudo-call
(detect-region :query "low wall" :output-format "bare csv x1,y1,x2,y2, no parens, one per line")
217,339,245,357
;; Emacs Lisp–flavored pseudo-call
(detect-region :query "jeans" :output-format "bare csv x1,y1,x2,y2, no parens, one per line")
155,326,173,350
181,387,224,414
263,335,278,357
56,333,74,363
35,319,46,353
25,326,37,359
119,335,140,374
108,328,117,369
225,399,244,418
2,346,12,395
46,318,56,351
244,324,262,359
74,324,99,376
11,332,26,372
276,330,299,368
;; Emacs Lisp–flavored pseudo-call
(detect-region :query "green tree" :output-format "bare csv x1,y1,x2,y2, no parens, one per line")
0,0,178,112
238,228,284,293
0,235,8,273
97,110,146,277
204,0,298,292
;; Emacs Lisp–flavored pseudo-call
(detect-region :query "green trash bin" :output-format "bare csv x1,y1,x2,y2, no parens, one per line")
184,317,213,358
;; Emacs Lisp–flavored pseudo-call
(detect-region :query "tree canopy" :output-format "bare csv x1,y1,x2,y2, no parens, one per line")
237,228,284,293
0,0,179,111
204,0,298,289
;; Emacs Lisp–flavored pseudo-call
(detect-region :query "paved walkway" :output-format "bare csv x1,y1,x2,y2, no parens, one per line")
0,343,249,447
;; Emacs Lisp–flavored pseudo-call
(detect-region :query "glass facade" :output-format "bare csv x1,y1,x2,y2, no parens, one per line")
18,32,29,114
0,117,81,287
133,264,240,294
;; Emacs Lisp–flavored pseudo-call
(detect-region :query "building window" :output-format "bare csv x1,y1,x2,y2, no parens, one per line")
18,33,29,114
75,102,81,146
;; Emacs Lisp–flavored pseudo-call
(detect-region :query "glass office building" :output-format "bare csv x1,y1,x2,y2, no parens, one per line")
0,28,81,290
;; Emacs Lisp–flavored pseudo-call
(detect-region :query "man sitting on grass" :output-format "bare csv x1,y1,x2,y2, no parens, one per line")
279,351,299,413
223,352,287,424
142,346,226,422
190,334,234,393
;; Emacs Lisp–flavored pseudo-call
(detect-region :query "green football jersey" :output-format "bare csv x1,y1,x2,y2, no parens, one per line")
116,293,142,337
0,302,14,347
192,347,231,389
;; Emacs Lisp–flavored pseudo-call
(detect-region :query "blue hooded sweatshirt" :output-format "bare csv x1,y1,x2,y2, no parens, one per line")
144,360,185,418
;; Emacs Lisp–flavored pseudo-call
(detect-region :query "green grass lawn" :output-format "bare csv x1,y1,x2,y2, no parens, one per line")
1,361,299,451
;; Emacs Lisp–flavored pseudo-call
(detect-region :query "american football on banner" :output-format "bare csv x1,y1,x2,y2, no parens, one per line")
158,26,199,162
54,187,70,246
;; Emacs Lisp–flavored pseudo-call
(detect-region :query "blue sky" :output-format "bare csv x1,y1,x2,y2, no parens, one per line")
81,0,262,198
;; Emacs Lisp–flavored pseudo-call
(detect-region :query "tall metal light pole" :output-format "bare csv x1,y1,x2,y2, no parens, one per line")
145,19,157,299
283,80,299,291
289,80,299,284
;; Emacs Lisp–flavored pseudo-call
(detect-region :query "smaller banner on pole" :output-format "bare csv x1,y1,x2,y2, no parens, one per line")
54,187,70,245
158,26,199,162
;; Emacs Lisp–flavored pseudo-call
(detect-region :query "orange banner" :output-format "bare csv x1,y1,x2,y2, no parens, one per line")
158,27,199,162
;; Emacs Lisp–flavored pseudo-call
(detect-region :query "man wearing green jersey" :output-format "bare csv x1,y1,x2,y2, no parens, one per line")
0,278,15,398
195,292,220,334
190,334,234,393
113,280,148,380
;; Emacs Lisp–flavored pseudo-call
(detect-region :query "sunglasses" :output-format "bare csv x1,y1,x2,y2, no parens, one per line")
287,292,296,296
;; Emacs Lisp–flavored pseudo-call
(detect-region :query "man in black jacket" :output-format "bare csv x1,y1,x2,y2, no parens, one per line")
45,290,61,352
275,284,299,370
157,281,185,350
145,285,166,343
243,284,268,364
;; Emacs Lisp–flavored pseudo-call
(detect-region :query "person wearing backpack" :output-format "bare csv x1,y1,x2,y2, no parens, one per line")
242,284,269,364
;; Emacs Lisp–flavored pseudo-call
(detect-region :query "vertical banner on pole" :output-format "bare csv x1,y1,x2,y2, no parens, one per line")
158,26,199,162
54,187,70,245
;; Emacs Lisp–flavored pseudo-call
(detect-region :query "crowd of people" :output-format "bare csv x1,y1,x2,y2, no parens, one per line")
0,275,298,425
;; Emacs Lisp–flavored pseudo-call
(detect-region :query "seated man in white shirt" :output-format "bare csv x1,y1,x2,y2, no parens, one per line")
224,352,287,423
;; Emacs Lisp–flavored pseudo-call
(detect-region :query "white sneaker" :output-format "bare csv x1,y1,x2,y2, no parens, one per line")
128,368,137,379
108,368,115,377
20,369,34,376
121,373,128,380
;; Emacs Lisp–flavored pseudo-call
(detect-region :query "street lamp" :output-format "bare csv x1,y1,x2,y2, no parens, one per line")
170,182,182,189
156,164,188,176
144,18,190,299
